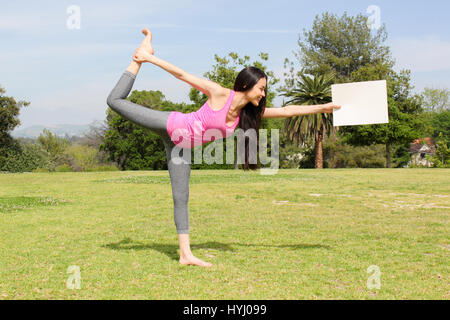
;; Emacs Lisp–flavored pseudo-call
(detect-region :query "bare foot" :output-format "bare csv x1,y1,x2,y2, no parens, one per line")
139,28,154,55
179,255,213,267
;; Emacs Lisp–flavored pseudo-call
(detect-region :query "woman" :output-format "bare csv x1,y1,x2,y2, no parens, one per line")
107,28,341,267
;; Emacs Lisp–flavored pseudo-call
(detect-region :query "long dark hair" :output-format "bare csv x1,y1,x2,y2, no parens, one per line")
233,66,268,171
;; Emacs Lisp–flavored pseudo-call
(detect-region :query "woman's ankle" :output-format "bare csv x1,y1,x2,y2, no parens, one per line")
179,249,193,258
177,233,193,257
126,61,141,75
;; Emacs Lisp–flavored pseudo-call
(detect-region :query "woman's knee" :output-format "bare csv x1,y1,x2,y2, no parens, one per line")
106,95,115,110
173,188,189,206
106,94,124,115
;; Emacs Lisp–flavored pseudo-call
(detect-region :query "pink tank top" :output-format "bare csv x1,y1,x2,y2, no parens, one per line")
166,90,240,149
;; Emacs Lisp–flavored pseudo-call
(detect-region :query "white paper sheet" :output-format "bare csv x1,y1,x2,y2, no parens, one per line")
332,80,389,126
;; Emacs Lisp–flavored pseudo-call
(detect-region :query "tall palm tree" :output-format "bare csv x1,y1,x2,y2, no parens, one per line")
282,74,335,169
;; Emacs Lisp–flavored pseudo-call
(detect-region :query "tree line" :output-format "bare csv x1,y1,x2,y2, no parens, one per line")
1,11,449,172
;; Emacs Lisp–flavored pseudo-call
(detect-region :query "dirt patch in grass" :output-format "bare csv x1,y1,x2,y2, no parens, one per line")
272,200,318,207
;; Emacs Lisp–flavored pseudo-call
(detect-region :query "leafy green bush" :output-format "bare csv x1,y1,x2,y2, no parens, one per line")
37,129,70,164
280,142,305,169
32,168,50,173
85,165,119,172
64,144,98,171
323,139,385,168
0,143,54,173
55,164,73,172
298,146,317,169
408,162,430,169
425,133,450,168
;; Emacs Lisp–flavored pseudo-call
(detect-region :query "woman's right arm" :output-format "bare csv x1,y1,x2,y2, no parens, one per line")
135,53,225,98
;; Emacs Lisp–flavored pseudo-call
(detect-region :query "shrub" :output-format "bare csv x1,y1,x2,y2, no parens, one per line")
0,143,54,173
55,164,73,172
37,129,70,163
64,144,98,171
85,165,119,172
280,142,306,169
426,133,450,168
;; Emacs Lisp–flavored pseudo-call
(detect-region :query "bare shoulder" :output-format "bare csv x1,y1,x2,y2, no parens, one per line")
207,86,231,110
178,72,226,98
209,85,230,100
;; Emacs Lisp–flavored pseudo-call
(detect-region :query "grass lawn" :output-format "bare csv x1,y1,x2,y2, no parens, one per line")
0,169,448,299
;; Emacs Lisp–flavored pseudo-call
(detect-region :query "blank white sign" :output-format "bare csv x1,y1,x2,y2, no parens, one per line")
332,80,389,126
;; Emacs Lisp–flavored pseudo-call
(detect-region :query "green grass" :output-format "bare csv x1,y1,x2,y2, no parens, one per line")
0,169,448,299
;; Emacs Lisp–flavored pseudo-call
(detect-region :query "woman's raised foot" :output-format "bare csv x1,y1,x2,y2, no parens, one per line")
139,28,154,55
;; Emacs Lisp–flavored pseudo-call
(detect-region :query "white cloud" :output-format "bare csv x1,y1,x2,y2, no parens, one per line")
390,36,450,72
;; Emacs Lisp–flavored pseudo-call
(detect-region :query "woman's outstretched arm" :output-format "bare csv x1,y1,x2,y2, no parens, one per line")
137,54,224,98
262,103,341,119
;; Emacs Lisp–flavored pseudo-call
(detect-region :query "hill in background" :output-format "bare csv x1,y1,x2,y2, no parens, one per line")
11,124,91,138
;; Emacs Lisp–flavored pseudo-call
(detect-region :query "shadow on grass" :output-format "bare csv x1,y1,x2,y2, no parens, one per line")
103,238,330,262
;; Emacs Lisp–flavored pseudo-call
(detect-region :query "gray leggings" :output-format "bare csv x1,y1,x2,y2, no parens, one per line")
106,70,190,234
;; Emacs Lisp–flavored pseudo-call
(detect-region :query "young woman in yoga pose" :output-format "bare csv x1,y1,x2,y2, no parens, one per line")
107,28,340,267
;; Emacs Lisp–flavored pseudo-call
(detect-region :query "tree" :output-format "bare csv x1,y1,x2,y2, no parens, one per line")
418,89,450,147
343,64,423,168
429,110,450,140
282,12,422,168
420,87,450,112
82,120,108,149
0,86,30,163
80,120,111,164
426,133,450,168
37,129,70,164
64,144,98,172
283,12,393,85
281,74,335,168
417,107,449,150
0,142,53,173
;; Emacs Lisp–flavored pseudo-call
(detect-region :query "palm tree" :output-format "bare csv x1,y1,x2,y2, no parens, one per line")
281,74,335,169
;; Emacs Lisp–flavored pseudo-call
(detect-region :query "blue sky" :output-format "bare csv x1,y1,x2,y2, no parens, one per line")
2,0,449,129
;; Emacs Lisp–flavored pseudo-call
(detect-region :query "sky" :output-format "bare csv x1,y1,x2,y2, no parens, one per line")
2,0,450,130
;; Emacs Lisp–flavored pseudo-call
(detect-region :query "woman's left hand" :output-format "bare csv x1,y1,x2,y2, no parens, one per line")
133,47,154,63
321,102,341,113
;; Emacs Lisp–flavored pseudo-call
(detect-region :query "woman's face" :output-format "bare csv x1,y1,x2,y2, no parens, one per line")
247,77,267,106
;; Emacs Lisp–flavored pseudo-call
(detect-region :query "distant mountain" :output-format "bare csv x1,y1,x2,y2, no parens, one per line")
11,124,91,138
